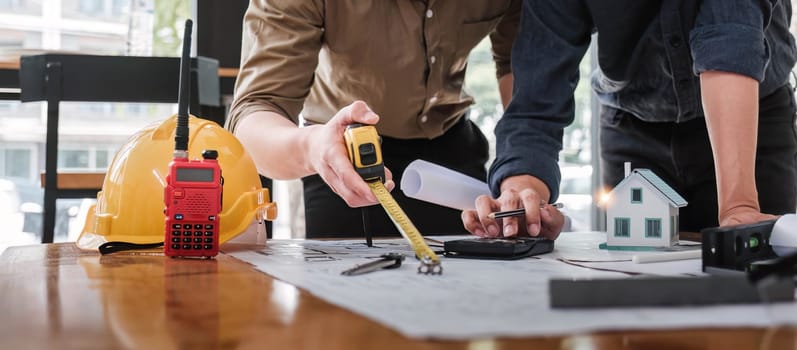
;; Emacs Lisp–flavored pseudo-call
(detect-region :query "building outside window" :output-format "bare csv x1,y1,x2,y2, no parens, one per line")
0,0,188,251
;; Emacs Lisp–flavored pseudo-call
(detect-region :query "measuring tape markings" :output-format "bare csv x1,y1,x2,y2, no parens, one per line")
345,123,442,275
366,180,441,272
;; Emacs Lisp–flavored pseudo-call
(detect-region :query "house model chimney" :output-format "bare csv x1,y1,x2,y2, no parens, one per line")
624,162,631,178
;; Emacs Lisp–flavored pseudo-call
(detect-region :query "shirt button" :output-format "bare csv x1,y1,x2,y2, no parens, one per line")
420,115,428,123
426,9,433,18
430,55,436,64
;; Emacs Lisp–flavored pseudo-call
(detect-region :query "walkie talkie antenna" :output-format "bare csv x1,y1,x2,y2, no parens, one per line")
174,19,193,158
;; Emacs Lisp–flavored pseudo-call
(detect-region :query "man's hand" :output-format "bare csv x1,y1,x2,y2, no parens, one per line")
719,206,778,227
305,101,395,208
461,175,564,240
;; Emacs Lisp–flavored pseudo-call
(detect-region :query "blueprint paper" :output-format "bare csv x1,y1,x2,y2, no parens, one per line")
227,232,797,339
400,159,490,210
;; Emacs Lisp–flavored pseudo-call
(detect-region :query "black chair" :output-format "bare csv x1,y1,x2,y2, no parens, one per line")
20,54,221,243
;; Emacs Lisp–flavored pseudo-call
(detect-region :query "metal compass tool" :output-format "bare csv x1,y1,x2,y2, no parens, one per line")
341,253,406,276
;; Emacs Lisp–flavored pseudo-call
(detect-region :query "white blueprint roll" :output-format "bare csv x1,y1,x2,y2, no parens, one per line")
400,159,490,211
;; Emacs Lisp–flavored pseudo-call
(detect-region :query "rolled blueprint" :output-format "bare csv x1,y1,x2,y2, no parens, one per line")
400,159,489,210
770,213,797,256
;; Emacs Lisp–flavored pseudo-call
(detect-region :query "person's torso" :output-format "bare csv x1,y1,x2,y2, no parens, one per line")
303,0,514,139
588,0,796,122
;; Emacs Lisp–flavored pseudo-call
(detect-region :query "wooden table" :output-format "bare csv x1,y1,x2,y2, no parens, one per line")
1,243,795,349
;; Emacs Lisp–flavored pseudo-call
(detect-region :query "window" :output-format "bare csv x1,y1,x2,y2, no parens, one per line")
645,218,662,238
614,217,630,237
59,150,90,169
1,148,32,179
631,188,642,203
0,0,188,248
96,149,110,169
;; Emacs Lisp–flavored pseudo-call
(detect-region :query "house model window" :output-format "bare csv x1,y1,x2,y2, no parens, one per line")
603,163,688,249
645,218,662,238
614,218,630,237
631,188,642,203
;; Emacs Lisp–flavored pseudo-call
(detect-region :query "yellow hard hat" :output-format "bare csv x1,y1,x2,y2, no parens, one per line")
77,115,277,251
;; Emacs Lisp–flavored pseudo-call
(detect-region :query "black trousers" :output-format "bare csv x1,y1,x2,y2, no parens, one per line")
601,85,797,232
303,117,489,238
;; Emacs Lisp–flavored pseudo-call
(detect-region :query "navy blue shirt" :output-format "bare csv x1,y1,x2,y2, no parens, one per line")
489,0,797,200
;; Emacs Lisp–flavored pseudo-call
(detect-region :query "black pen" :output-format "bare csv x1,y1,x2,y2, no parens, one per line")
487,203,564,219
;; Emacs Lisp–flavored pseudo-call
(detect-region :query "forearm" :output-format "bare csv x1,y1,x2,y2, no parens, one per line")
234,111,316,179
700,71,760,218
498,73,514,108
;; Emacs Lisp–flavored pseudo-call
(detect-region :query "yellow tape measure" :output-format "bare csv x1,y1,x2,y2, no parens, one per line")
344,124,442,275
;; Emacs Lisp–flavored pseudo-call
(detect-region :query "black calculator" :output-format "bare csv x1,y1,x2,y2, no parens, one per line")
443,237,555,260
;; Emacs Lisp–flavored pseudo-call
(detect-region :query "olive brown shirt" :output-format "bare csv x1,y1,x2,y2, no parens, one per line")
228,0,520,139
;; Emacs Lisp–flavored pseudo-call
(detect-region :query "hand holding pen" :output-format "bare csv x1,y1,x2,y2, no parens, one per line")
461,176,566,240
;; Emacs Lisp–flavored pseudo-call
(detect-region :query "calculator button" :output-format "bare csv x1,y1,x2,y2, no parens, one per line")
183,244,191,250
171,231,180,236
183,230,192,236
172,224,181,229
204,244,213,250
204,224,213,230
183,237,192,243
204,231,214,236
193,244,202,250
175,214,184,220
194,224,203,229
204,238,213,243
171,244,180,249
194,231,203,236
171,237,181,243
194,238,202,243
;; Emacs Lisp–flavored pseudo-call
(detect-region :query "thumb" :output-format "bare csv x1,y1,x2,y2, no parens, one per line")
333,101,379,127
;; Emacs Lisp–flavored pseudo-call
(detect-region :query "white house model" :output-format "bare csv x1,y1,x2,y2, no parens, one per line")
605,166,688,248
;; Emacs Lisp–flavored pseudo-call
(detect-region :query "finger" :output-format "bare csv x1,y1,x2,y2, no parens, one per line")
325,155,376,207
498,191,521,237
518,189,541,236
318,163,367,207
333,101,380,128
539,204,563,240
462,210,487,237
475,195,501,237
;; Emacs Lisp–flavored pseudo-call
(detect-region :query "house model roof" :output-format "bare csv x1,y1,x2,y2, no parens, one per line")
616,169,688,207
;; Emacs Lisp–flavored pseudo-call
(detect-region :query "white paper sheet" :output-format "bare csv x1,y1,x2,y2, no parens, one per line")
227,232,797,339
400,159,489,210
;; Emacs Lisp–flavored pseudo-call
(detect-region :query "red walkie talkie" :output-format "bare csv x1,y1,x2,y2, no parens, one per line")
163,19,222,258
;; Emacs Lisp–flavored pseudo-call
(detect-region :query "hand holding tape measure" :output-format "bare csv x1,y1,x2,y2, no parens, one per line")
344,123,443,275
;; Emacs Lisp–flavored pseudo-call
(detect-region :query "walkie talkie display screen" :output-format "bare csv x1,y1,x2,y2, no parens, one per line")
176,167,214,182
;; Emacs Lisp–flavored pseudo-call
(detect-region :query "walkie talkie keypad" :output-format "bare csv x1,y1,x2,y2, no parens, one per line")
168,221,217,253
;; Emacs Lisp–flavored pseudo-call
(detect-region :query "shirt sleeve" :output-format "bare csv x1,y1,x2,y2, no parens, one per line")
488,0,592,201
489,0,521,79
226,0,324,134
689,0,777,81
